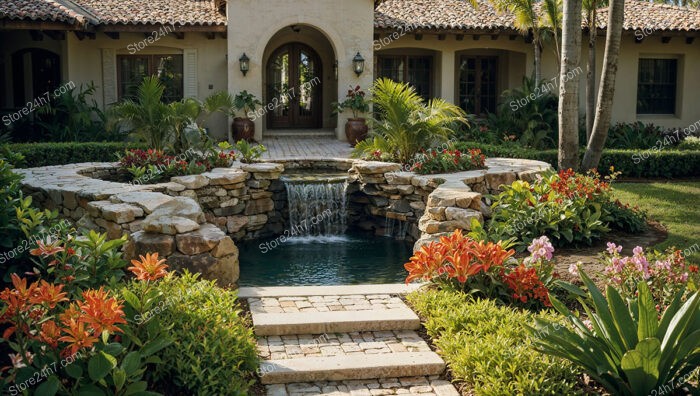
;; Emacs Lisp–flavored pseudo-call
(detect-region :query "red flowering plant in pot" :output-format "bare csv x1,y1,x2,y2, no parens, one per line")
405,230,559,309
332,85,370,146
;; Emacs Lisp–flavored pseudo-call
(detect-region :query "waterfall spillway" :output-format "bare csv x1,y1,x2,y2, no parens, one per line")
283,175,348,237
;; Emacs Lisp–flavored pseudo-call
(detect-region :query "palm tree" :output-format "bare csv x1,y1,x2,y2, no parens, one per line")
353,79,467,164
492,0,543,83
582,0,624,169
110,76,171,151
583,0,605,140
558,0,583,170
541,0,563,69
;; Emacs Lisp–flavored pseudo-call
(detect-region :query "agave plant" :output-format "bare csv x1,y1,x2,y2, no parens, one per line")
530,271,700,395
353,78,466,164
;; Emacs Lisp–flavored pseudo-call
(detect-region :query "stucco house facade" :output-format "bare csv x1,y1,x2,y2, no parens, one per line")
1,0,699,142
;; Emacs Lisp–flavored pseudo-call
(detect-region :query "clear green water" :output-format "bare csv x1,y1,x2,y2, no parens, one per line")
238,233,413,286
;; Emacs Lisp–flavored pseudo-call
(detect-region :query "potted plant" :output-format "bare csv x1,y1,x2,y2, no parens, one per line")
333,85,370,146
230,90,262,142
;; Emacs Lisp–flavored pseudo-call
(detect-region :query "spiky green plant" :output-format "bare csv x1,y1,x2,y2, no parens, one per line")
109,76,172,151
530,271,700,395
353,78,466,164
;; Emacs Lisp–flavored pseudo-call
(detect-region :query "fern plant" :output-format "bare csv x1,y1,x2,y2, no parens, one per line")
353,78,466,164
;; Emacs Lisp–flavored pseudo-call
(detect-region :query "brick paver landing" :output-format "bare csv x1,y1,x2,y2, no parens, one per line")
260,136,353,160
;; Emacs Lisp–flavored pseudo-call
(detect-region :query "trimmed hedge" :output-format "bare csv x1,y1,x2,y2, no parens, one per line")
6,142,146,168
455,141,700,178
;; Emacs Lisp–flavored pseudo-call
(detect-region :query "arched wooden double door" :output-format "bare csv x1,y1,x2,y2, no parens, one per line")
266,43,322,129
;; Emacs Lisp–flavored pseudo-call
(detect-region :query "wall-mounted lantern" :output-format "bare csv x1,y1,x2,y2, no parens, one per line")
239,53,250,76
352,52,365,76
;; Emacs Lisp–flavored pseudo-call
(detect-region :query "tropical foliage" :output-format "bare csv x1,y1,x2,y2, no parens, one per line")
353,79,467,164
531,271,700,396
110,77,231,153
332,85,370,119
476,168,646,248
234,139,267,163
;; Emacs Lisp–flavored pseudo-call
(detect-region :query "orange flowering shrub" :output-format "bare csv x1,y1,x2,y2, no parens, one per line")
405,230,555,307
0,252,175,394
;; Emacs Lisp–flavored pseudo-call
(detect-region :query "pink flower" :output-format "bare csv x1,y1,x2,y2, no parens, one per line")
606,242,623,255
9,351,34,368
655,260,671,271
582,319,594,331
633,246,644,256
568,263,579,276
680,272,689,282
528,236,554,261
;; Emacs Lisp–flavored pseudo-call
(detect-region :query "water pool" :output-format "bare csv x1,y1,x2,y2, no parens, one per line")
238,233,413,286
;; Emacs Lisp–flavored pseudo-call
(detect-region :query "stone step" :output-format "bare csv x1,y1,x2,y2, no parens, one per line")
265,377,460,396
259,352,446,384
252,308,420,336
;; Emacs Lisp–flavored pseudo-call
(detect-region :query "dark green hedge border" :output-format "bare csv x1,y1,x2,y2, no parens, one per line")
6,142,147,168
456,142,700,178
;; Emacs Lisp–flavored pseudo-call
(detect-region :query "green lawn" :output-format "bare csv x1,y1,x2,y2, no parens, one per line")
614,181,700,264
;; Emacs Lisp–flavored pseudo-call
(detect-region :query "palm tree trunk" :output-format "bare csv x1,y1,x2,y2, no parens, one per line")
558,0,583,170
582,0,624,170
534,36,542,83
586,7,596,142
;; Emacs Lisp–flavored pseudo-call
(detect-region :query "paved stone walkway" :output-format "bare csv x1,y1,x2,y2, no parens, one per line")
239,285,460,396
260,136,353,160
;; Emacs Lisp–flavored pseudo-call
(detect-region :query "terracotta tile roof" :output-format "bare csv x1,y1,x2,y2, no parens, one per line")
596,0,700,31
375,0,518,31
375,0,700,32
0,0,86,24
71,0,227,26
0,0,226,27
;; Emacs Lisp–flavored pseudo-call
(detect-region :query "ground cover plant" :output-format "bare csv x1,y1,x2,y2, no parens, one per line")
407,288,583,395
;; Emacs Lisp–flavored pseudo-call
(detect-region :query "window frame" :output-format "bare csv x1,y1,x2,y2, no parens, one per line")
375,54,434,99
116,54,184,102
636,57,679,116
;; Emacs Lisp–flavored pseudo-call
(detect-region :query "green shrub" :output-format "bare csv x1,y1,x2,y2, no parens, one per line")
605,122,669,149
488,76,559,149
407,288,582,395
454,141,700,178
142,272,258,395
532,271,700,396
353,79,466,164
678,136,700,151
8,142,147,168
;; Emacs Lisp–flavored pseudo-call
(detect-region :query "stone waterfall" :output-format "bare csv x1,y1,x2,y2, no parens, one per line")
283,177,348,237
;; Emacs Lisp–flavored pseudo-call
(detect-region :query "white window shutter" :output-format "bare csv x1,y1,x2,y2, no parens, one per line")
183,49,198,98
101,48,117,105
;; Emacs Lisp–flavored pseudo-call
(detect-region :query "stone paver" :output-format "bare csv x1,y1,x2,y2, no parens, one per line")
249,295,406,314
265,376,459,396
257,330,430,359
260,136,353,160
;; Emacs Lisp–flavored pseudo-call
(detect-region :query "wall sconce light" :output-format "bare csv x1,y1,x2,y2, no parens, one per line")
333,60,338,80
239,53,250,76
352,52,365,76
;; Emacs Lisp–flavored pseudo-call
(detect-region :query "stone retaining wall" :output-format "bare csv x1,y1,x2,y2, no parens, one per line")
15,158,551,286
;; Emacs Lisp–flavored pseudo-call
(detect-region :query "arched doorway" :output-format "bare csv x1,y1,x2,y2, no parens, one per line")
266,43,322,129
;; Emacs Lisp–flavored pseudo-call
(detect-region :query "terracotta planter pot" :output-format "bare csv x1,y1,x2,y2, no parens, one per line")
232,117,255,142
345,118,368,146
